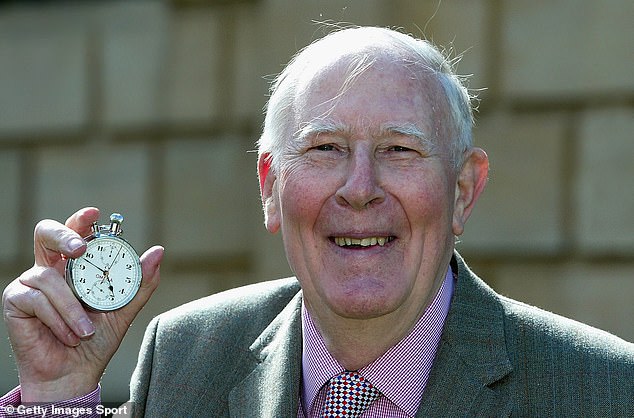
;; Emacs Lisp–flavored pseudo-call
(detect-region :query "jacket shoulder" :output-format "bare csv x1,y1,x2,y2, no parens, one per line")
149,278,300,355
500,295,634,362
156,276,301,334
148,276,302,372
499,295,634,414
131,277,302,416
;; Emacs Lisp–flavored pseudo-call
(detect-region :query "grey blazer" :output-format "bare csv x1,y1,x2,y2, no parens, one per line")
130,253,634,417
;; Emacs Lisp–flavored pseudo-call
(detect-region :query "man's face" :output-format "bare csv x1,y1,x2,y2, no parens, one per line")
264,57,463,324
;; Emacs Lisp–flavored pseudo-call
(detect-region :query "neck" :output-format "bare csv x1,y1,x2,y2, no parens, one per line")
319,314,417,370
308,276,445,371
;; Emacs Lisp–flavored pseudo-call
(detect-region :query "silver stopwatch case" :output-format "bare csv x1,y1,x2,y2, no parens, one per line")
65,213,142,312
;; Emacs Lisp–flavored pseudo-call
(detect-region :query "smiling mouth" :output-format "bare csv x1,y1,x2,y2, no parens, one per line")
332,236,395,248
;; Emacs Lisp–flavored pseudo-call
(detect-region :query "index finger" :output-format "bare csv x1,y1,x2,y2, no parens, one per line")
33,208,100,267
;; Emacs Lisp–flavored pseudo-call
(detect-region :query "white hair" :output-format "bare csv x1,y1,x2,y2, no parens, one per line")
257,26,476,171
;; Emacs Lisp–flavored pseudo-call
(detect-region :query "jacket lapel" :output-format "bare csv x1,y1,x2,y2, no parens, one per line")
227,253,513,417
416,253,513,417
228,291,303,417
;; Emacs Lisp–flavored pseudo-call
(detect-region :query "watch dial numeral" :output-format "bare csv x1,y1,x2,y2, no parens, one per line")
71,234,141,311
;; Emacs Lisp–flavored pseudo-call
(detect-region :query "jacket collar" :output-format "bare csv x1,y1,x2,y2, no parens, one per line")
415,252,513,416
228,251,513,417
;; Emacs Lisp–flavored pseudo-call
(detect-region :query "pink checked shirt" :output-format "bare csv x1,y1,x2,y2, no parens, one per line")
0,386,100,418
299,268,454,418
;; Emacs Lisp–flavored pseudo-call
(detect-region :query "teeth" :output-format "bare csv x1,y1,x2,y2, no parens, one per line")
334,236,390,247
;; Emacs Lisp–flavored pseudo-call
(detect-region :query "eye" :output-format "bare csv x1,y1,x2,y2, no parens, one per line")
388,145,414,152
313,144,336,151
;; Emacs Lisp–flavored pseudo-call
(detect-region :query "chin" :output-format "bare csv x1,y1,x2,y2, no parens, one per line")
337,308,391,320
329,291,401,320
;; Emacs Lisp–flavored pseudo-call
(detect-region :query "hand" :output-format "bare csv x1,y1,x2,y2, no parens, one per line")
2,207,164,402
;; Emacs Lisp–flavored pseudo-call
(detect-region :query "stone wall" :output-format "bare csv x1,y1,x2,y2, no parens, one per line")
1,0,632,401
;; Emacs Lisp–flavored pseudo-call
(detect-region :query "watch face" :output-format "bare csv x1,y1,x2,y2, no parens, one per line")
67,236,142,311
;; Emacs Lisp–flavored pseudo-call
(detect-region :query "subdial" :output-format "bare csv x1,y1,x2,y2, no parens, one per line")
88,274,114,302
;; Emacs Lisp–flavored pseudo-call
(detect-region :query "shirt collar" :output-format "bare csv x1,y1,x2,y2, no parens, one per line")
301,267,454,416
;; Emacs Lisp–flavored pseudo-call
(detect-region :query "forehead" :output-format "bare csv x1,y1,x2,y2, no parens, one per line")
292,53,443,138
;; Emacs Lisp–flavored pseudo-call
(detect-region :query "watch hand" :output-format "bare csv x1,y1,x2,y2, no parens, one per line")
88,278,109,300
106,244,124,270
104,270,114,291
83,258,107,275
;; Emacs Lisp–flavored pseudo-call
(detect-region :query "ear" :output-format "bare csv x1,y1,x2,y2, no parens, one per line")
452,147,489,236
258,152,280,234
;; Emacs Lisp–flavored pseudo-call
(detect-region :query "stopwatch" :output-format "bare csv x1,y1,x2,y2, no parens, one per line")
65,213,142,312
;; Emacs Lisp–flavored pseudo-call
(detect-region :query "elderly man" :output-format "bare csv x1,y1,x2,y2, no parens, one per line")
2,27,633,417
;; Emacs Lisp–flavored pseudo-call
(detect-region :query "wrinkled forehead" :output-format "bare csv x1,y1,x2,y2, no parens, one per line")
292,50,448,139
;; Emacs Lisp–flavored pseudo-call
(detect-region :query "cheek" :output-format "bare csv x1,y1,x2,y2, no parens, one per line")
391,169,455,228
277,167,335,277
278,165,332,229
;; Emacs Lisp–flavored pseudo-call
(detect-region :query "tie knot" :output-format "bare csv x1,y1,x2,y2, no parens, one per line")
322,371,380,417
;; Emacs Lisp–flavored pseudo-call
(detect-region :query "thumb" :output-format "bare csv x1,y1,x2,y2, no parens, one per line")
117,245,164,319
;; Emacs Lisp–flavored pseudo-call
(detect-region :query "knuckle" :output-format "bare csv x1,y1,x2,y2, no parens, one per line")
58,298,83,317
19,266,59,288
37,268,61,288
20,269,82,315
26,287,47,305
1,281,14,308
24,285,80,322
2,275,32,311
34,218,55,237
35,219,78,245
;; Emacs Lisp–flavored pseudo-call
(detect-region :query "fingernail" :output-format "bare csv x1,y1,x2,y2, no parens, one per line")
77,317,95,337
67,331,81,347
67,238,84,252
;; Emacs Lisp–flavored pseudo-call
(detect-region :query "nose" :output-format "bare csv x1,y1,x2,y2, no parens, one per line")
335,149,385,210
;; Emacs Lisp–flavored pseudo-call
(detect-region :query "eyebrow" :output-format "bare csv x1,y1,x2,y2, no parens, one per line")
380,122,428,142
382,123,439,154
295,120,438,153
295,119,346,141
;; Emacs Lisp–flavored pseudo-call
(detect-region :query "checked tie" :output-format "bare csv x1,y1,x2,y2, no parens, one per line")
322,371,380,418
